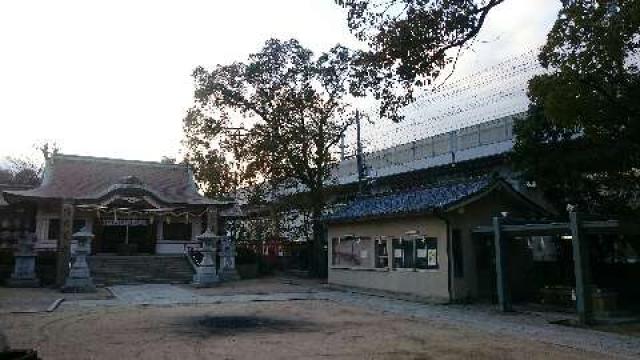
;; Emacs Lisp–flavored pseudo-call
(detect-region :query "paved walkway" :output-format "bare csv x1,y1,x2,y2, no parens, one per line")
60,284,640,359
63,284,334,307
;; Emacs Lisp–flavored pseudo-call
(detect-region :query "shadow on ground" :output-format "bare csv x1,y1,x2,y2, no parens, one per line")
183,315,317,337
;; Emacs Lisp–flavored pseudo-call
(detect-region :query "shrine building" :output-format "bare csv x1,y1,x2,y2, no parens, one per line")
2,154,235,256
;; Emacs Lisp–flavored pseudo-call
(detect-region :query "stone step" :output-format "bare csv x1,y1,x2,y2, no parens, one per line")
88,255,194,286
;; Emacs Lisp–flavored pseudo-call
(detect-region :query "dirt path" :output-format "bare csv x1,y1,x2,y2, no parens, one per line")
1,300,612,360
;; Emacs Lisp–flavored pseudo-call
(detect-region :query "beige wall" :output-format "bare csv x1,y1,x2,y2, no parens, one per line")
327,186,544,303
445,188,542,300
327,215,450,301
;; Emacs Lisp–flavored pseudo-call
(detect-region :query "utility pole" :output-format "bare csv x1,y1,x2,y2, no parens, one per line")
355,110,365,194
223,126,247,198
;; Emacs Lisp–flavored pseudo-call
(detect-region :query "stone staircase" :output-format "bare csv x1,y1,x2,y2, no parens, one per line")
88,256,195,286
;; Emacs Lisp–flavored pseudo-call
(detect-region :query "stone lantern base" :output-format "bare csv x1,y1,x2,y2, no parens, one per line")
7,277,41,288
61,279,96,293
7,255,40,288
219,268,240,281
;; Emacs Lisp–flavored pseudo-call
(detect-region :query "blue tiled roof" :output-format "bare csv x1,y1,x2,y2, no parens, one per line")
325,177,494,222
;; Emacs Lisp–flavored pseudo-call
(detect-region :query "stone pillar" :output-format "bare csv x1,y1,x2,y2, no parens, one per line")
156,216,164,241
219,235,239,281
493,216,512,312
8,232,40,287
192,209,219,287
191,219,202,241
570,211,593,325
62,227,96,293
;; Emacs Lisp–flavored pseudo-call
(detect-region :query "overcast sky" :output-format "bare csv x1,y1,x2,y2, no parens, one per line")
0,0,560,164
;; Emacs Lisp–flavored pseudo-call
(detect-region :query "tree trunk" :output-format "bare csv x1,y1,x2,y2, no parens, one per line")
308,204,326,278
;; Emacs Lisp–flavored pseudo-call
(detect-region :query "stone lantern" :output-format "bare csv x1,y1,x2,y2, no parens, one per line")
219,234,239,281
62,227,96,292
8,232,40,287
193,228,220,287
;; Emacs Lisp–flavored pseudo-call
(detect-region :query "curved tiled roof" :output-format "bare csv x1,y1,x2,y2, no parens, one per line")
3,155,230,206
325,177,494,222
0,184,34,207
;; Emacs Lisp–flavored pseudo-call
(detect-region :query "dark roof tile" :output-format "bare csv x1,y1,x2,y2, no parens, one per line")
325,177,493,222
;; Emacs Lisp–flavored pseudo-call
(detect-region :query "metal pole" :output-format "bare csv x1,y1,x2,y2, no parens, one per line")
356,110,364,194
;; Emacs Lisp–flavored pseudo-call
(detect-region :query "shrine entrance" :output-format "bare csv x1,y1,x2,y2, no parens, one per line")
94,219,155,255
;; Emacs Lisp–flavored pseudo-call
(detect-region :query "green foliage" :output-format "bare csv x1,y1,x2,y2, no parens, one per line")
184,39,357,202
514,0,640,215
183,39,360,276
336,0,505,121
236,246,258,265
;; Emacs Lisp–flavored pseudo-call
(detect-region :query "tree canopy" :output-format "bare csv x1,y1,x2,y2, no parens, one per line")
183,39,360,275
336,0,505,121
184,39,357,199
514,0,640,215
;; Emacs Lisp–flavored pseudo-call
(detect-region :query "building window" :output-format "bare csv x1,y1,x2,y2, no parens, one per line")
374,237,389,268
332,236,373,267
393,236,439,270
416,237,438,270
392,238,414,269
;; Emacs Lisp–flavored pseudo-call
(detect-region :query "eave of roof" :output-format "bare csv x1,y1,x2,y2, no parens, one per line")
0,184,35,207
324,177,514,224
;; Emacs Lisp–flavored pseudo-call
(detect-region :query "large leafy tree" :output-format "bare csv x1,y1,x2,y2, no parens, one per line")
336,0,505,121
183,39,357,275
514,0,640,215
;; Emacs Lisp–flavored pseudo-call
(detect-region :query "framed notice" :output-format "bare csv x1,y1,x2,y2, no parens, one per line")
416,237,438,270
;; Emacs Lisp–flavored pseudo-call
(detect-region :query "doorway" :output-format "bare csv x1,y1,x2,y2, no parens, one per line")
97,224,154,254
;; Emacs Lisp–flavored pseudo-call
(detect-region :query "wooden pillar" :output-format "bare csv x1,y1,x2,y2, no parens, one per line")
208,207,219,234
570,211,593,325
493,216,512,312
156,216,164,241
55,201,74,287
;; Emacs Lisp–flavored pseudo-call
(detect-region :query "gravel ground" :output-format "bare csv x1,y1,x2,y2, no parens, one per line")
325,291,640,359
0,300,612,360
1,279,639,359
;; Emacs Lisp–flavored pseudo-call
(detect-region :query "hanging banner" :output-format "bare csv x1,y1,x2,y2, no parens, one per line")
102,219,148,227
